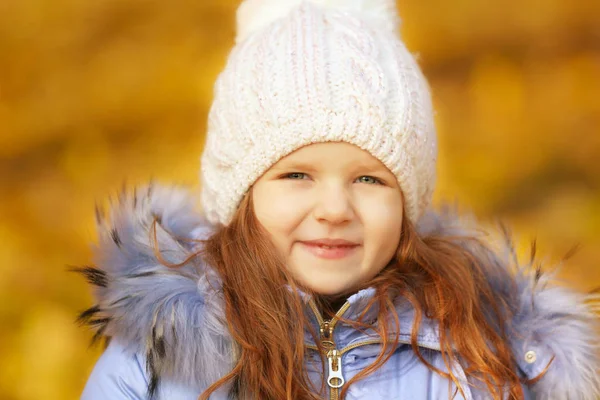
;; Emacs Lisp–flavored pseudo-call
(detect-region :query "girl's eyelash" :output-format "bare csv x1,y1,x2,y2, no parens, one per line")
359,176,385,185
282,172,307,179
281,173,384,185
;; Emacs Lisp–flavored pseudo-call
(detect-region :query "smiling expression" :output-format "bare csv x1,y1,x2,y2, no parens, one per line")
251,142,404,295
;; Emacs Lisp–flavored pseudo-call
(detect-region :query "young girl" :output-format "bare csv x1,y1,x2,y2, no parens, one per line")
78,0,600,399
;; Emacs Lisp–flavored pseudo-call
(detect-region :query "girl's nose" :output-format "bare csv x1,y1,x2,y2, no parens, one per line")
312,185,354,224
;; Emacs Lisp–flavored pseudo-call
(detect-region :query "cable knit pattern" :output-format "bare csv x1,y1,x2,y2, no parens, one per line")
200,0,437,226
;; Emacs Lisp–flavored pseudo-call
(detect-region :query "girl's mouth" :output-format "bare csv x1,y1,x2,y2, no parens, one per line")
298,242,360,260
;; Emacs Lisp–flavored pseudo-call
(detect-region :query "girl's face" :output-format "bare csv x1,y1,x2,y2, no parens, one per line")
252,142,404,295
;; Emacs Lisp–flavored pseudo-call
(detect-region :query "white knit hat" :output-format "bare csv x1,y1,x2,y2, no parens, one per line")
200,0,438,226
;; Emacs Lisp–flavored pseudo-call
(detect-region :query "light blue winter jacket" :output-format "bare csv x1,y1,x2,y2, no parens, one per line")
78,184,600,399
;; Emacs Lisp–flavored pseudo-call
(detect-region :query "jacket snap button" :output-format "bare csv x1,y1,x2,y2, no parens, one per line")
524,350,537,364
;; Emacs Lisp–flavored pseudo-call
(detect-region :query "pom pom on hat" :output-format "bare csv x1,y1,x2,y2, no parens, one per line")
236,0,400,43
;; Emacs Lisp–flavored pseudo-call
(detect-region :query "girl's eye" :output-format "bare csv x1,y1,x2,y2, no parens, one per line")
284,172,307,180
281,173,383,184
357,176,383,185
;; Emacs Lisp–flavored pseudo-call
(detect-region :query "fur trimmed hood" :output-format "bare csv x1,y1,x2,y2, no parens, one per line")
76,182,600,399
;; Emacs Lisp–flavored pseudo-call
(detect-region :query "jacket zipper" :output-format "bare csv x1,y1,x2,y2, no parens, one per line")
306,338,442,400
307,299,350,400
306,299,442,399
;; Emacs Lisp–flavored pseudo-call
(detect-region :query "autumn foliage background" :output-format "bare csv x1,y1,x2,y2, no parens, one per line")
0,0,599,398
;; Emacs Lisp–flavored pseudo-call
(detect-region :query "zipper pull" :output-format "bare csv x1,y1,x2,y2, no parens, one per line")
326,349,345,388
320,321,332,339
320,320,335,351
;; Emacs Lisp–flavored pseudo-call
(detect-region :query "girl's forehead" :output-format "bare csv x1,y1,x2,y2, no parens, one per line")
273,142,387,169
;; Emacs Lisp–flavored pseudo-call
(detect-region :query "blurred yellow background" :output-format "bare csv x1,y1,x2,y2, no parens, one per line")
1,0,599,398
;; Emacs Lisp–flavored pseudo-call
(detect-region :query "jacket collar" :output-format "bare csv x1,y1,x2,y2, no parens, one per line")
76,183,600,398
299,286,442,349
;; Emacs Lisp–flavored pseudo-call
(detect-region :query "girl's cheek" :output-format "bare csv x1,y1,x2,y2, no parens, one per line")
270,192,307,216
255,188,308,228
358,192,402,217
358,195,403,241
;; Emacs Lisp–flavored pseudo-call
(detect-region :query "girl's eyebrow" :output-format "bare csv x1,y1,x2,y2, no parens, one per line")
269,162,319,173
351,162,389,174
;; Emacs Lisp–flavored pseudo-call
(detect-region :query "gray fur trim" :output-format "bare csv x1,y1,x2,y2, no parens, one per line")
76,183,233,398
417,206,600,399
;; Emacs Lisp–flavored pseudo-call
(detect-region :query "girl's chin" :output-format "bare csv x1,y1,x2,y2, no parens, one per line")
287,255,366,295
294,275,358,296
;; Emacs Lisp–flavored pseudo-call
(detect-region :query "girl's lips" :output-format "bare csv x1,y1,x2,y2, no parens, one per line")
298,242,360,260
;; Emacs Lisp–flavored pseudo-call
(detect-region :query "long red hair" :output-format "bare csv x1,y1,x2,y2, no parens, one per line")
189,189,527,399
